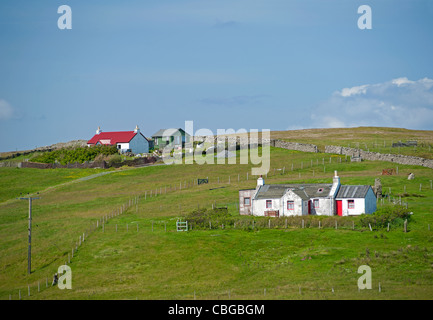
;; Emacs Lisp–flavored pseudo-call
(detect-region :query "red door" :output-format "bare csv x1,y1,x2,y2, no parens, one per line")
308,201,311,215
336,200,342,216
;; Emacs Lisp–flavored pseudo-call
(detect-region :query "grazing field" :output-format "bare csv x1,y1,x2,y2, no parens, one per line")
1,128,433,300
271,127,433,159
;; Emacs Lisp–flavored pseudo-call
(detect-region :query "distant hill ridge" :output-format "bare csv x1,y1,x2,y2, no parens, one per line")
0,140,88,160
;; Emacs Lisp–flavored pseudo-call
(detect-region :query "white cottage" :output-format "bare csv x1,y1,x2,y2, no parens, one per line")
239,171,376,217
87,125,151,154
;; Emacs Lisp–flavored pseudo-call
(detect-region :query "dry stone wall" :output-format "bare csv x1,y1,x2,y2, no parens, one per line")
324,145,433,169
271,140,318,153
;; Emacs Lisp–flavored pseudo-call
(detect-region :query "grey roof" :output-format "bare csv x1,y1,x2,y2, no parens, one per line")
254,184,332,200
336,185,371,198
152,128,186,137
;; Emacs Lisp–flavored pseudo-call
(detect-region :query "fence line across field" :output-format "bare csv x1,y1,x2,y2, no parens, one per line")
6,156,427,300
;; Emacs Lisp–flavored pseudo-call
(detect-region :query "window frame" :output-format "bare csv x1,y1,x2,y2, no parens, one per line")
348,199,355,209
287,200,294,210
266,200,272,209
313,199,319,208
244,197,251,206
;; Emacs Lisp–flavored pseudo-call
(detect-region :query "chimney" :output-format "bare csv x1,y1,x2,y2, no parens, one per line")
134,125,140,134
257,175,264,187
333,170,340,185
329,170,341,198
96,126,102,135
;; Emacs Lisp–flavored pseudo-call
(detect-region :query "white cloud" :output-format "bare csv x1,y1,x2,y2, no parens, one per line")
391,77,414,87
0,99,13,120
338,84,369,97
310,77,433,130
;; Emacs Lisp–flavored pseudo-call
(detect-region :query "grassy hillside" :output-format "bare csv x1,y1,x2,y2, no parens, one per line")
271,127,433,159
1,130,433,300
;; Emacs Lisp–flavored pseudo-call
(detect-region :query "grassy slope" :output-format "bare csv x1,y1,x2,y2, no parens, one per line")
271,127,433,159
0,129,433,299
0,167,110,203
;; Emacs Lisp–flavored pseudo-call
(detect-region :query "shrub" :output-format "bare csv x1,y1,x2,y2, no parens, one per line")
106,154,122,166
359,205,411,229
32,145,118,164
185,207,235,229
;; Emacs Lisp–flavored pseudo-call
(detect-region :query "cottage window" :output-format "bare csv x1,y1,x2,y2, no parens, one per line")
266,200,272,209
244,197,251,206
313,199,319,208
287,201,294,210
348,200,355,209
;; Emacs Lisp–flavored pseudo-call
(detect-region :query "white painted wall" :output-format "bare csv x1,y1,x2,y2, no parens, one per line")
253,198,280,216
117,142,130,151
310,197,334,216
281,190,304,216
338,198,365,216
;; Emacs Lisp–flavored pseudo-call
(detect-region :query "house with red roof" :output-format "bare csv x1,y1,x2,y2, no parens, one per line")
87,125,151,154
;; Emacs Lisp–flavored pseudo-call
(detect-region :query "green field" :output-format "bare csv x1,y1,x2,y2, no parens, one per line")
271,127,433,159
1,129,433,300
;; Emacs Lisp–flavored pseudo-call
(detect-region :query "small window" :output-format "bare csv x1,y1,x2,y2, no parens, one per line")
317,188,324,193
287,201,294,210
348,200,355,209
266,200,272,209
313,199,319,208
244,197,251,206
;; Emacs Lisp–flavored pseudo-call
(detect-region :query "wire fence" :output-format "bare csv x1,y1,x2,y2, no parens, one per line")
4,156,432,300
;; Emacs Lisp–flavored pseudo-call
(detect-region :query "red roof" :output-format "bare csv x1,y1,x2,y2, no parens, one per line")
87,131,137,145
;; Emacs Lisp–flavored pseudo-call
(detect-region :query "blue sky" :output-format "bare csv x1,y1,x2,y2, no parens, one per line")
1,0,433,152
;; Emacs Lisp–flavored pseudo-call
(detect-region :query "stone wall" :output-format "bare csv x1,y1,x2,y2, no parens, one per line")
0,161,20,168
191,137,318,154
271,140,318,153
19,161,109,169
18,156,157,169
324,145,433,169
